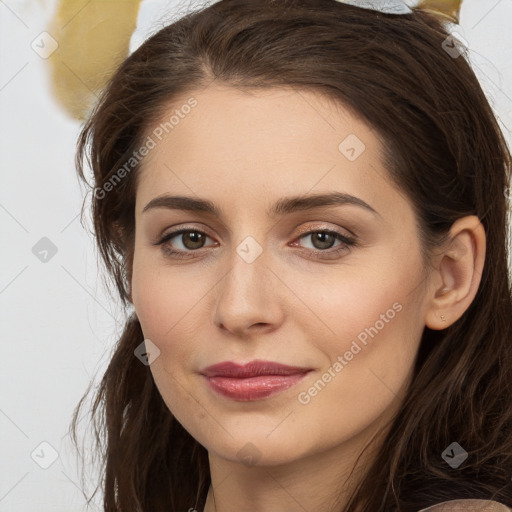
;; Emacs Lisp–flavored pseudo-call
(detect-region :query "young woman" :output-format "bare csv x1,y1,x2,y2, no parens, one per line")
72,0,512,510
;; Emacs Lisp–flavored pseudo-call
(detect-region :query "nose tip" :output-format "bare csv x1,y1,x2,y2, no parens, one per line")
218,320,274,337
213,258,284,338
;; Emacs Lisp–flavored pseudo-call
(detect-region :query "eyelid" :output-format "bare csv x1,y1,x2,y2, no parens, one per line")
294,222,355,239
157,222,355,242
155,226,217,248
155,223,215,242
155,222,357,258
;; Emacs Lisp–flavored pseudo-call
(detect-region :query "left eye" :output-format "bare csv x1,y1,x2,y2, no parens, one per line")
295,230,352,251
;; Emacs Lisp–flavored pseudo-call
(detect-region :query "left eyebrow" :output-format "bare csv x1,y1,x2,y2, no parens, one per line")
269,192,381,219
142,191,381,219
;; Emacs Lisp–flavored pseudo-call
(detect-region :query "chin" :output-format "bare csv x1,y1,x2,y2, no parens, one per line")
202,430,311,467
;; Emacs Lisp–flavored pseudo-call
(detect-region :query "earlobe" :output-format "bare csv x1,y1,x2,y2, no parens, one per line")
424,215,486,330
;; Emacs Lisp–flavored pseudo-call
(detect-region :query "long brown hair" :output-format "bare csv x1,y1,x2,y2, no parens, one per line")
72,1,512,510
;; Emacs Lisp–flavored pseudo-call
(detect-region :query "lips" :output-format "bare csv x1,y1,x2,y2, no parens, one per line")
200,360,313,401
200,360,312,378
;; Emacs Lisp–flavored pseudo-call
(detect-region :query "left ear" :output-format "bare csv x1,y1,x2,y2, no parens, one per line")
424,215,486,330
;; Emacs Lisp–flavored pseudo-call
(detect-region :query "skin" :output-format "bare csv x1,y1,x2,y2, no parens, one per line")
129,83,486,511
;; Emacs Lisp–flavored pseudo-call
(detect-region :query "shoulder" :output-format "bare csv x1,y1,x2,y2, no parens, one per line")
417,499,512,512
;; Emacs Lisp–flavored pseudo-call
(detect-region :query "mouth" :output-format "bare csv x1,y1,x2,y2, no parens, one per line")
199,360,313,401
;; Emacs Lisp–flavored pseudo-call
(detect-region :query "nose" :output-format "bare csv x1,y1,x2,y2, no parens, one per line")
212,241,285,338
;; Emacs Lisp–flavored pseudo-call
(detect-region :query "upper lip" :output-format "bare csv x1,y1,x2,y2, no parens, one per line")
200,359,313,378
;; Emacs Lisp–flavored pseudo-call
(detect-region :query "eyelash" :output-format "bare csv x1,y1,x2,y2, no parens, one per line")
154,227,357,260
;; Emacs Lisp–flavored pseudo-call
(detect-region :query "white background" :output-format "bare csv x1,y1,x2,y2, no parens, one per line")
1,0,512,510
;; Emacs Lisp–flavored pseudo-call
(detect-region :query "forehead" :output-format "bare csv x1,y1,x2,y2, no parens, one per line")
135,84,400,218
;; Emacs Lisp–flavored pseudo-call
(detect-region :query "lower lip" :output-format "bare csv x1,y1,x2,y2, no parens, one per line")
203,373,310,401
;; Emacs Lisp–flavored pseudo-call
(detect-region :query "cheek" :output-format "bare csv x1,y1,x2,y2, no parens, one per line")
131,249,201,341
292,299,418,453
130,258,203,417
298,253,420,355
294,252,423,410
130,251,215,406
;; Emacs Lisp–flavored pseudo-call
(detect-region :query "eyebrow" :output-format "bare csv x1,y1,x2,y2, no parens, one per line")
142,192,381,218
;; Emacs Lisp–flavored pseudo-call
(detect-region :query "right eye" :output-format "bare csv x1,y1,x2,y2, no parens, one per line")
155,228,218,259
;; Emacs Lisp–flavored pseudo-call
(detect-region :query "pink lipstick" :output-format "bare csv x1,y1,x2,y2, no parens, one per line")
200,360,312,401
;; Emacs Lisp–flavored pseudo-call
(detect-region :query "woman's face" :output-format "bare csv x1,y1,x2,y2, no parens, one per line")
131,84,431,469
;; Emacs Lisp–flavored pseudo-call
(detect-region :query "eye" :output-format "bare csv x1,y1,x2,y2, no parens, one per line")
155,228,217,259
154,226,357,260
292,229,356,259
